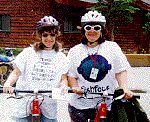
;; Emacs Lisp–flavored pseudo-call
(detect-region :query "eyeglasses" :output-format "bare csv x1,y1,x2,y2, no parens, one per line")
42,33,56,37
84,25,101,32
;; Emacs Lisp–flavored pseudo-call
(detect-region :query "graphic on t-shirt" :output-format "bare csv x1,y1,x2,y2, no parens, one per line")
81,85,110,94
77,54,111,82
31,58,55,82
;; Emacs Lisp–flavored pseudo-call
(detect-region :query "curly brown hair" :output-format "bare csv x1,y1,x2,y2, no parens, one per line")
33,26,60,52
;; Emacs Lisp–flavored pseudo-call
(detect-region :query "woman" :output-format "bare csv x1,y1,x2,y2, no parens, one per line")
67,10,133,122
3,16,68,122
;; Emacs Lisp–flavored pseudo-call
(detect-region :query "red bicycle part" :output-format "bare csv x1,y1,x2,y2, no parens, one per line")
94,100,107,122
31,99,41,122
32,99,40,116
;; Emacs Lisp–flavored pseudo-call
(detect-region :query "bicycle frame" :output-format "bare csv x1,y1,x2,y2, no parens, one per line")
0,63,13,86
32,98,40,116
94,98,107,122
93,92,113,122
31,96,41,122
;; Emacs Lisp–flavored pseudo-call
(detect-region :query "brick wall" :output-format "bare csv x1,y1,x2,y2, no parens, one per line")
0,0,148,53
114,12,145,53
0,0,54,48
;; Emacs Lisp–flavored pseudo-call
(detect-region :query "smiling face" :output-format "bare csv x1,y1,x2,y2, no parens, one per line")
84,25,102,47
41,30,57,50
85,31,101,42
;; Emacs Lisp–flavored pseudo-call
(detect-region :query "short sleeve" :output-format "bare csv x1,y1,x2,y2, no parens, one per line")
112,42,131,73
12,47,31,73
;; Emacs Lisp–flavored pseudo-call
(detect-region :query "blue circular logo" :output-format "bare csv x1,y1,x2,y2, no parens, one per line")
77,55,111,82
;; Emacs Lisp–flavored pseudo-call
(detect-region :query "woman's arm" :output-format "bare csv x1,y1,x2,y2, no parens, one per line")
3,67,21,93
60,74,69,87
115,70,128,91
115,70,133,99
68,76,78,88
68,76,83,95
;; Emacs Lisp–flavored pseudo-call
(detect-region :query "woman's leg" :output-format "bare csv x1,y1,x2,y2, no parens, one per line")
41,114,57,122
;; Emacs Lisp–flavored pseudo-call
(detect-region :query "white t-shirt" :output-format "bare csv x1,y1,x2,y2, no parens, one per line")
12,47,68,119
67,41,131,110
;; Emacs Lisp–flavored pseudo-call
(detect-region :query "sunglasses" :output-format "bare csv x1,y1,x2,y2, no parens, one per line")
42,33,56,37
84,25,102,32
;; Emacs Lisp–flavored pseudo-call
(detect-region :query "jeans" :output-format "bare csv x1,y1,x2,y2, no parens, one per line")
14,114,57,122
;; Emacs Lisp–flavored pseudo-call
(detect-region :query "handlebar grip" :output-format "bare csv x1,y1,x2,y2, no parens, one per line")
68,89,74,93
133,95,140,99
0,87,3,93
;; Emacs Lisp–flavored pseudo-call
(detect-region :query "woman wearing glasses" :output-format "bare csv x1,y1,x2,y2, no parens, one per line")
67,11,133,122
3,16,68,122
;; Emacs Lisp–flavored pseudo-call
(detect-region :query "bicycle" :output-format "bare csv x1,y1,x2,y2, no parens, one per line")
77,89,140,122
0,62,13,86
0,86,73,122
0,48,14,86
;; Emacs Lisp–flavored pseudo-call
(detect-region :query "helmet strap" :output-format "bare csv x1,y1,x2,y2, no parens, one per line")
87,40,98,47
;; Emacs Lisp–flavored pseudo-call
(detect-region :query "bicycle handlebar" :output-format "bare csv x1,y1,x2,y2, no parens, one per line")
87,92,114,96
0,86,3,93
86,92,140,99
0,86,140,99
0,86,74,94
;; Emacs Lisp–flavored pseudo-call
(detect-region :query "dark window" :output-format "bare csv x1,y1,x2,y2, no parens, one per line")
64,16,80,33
0,14,11,32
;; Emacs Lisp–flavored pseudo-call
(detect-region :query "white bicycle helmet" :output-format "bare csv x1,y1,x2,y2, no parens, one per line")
81,10,106,26
37,16,59,30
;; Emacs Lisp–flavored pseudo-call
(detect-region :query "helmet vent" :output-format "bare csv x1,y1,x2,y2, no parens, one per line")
36,16,59,30
81,10,106,26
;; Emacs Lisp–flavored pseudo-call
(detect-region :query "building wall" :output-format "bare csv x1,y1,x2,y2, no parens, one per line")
0,0,149,54
116,11,149,54
114,12,146,53
0,0,54,48
54,2,85,48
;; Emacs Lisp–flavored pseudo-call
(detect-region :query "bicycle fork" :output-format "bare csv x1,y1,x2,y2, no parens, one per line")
94,98,107,122
31,98,40,122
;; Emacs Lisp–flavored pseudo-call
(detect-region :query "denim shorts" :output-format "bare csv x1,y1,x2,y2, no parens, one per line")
14,114,57,122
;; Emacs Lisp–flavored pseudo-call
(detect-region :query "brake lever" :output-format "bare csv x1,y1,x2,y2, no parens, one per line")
7,95,24,99
49,95,52,98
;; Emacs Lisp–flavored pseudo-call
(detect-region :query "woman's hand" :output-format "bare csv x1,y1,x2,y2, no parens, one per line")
60,84,69,95
68,76,84,96
3,82,14,94
72,87,84,96
123,89,134,99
